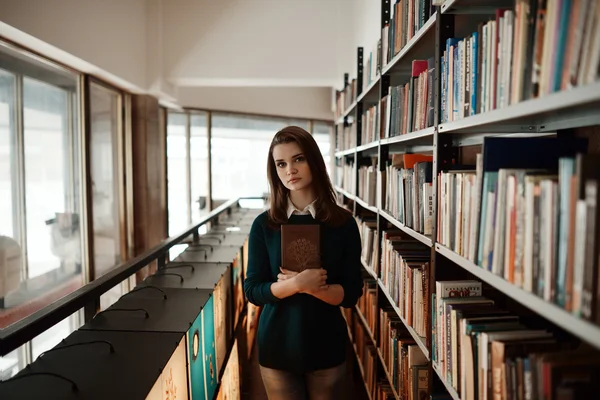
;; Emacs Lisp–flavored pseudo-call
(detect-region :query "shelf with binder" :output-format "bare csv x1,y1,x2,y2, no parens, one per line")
355,303,402,400
334,186,355,201
356,140,380,155
382,14,437,76
355,196,378,214
357,77,381,105
432,362,460,400
440,0,516,15
438,82,600,135
377,277,430,360
380,126,436,147
335,148,356,158
379,209,433,247
436,243,600,351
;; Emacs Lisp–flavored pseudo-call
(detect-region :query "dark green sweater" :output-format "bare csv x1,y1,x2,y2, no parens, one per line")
243,211,364,373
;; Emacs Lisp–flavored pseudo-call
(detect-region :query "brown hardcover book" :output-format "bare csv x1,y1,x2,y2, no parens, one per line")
281,224,321,272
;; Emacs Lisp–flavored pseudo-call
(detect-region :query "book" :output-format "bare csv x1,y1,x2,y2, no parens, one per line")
281,224,321,272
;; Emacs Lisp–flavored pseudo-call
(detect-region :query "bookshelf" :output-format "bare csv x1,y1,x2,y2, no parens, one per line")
335,0,600,398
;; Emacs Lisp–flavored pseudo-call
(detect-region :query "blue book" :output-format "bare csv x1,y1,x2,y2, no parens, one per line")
553,0,572,92
471,31,478,116
556,157,575,307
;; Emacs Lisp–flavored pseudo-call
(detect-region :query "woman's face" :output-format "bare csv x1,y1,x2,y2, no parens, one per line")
272,141,313,192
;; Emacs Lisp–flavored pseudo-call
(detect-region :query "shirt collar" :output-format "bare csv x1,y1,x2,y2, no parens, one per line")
286,197,317,219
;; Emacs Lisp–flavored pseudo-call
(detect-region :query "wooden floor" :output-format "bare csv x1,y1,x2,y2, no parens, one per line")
240,341,370,400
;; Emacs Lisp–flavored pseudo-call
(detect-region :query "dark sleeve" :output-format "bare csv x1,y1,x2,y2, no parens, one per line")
243,215,281,306
337,217,364,308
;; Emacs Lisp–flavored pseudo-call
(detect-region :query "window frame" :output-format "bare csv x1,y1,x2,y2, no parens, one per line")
0,38,85,376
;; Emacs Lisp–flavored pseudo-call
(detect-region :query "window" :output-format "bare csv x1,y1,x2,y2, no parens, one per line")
0,69,15,241
0,41,84,373
167,112,189,236
190,112,209,222
31,310,82,360
89,82,126,310
313,121,333,177
210,114,296,202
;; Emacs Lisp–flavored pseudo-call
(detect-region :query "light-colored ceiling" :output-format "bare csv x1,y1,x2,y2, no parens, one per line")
0,0,381,120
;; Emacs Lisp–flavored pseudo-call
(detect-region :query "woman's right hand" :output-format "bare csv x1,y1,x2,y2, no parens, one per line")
293,268,327,294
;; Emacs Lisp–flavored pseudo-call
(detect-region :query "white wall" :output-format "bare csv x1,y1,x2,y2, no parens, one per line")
177,86,333,120
0,0,148,91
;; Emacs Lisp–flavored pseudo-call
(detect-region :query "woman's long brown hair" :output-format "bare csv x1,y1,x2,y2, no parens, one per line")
266,126,349,227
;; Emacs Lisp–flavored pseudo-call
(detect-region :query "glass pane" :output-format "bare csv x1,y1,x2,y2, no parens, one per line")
167,112,189,236
1,42,84,331
313,121,333,177
24,78,71,278
89,83,123,280
0,69,20,317
31,309,82,360
190,112,209,221
0,347,24,380
211,114,285,203
0,69,15,241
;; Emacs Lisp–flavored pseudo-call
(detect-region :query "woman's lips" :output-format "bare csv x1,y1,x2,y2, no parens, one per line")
289,178,300,183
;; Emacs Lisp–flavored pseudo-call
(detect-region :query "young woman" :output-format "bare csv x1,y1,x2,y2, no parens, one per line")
243,126,364,400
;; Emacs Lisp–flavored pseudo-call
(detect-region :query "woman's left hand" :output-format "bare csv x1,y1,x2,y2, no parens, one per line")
277,267,298,282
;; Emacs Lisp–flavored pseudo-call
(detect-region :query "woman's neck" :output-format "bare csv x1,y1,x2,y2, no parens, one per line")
289,188,316,211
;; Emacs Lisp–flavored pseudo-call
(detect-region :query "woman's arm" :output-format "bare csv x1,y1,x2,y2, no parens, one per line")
244,216,298,305
277,217,363,307
305,284,345,306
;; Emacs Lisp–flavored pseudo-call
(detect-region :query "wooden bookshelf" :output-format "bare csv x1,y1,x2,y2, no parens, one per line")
334,0,600,398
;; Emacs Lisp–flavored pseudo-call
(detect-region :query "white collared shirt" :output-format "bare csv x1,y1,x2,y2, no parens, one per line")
286,198,317,219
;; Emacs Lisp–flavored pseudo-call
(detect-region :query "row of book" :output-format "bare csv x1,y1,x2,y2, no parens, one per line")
437,136,600,324
379,306,429,399
353,276,430,400
358,163,378,207
380,229,430,338
362,104,380,145
336,79,358,120
364,39,382,92
433,279,600,400
382,59,435,138
382,154,434,236
335,163,355,194
382,0,435,67
358,279,379,339
349,310,379,397
336,121,356,151
441,2,600,123
358,216,379,273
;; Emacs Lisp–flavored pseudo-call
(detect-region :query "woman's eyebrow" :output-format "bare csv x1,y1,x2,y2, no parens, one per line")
275,153,303,162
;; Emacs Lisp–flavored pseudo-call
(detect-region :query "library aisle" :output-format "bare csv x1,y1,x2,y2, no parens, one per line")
241,345,267,400
241,337,371,400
